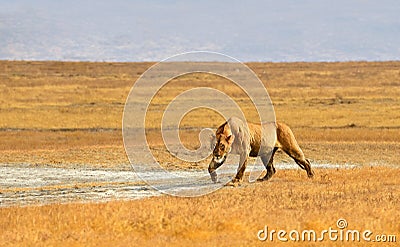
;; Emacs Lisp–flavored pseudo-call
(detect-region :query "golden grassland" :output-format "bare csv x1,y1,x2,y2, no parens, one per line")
1,167,399,246
0,60,399,246
1,61,399,167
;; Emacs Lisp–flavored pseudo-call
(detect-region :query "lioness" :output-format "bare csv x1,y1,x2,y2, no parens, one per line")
208,117,314,184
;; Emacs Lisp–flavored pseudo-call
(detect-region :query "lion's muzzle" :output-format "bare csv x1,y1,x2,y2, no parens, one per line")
208,153,228,183
213,154,226,165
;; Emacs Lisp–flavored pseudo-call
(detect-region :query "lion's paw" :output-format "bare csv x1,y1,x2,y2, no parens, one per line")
225,178,241,187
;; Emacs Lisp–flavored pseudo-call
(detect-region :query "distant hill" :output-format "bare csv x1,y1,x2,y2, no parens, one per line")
1,0,399,61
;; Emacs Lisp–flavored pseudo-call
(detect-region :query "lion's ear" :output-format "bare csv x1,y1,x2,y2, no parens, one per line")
226,134,235,145
216,122,231,136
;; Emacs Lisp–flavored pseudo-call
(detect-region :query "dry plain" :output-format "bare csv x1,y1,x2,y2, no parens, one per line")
0,60,399,246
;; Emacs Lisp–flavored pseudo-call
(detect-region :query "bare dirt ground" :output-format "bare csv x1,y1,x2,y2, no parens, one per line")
0,163,359,207
0,61,399,246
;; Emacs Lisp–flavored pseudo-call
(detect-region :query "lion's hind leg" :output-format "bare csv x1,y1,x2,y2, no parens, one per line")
285,149,314,178
295,158,314,178
277,122,314,178
257,147,278,182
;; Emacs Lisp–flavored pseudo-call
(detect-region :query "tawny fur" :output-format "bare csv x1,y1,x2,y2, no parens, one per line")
208,117,314,184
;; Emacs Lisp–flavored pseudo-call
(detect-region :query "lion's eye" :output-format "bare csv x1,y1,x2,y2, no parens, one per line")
221,144,225,149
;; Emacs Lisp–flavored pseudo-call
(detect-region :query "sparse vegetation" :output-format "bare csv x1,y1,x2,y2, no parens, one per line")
1,167,399,246
0,60,399,246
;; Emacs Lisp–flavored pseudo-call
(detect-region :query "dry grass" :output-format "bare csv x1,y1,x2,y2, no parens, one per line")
1,60,399,167
0,60,399,246
1,167,399,246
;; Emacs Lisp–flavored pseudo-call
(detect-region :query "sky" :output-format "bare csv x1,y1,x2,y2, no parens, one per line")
1,0,399,62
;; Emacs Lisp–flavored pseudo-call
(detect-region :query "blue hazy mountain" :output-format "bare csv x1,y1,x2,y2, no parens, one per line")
1,0,399,62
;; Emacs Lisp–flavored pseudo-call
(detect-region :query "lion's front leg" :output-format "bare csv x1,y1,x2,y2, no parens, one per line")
235,155,248,181
226,155,248,186
208,160,218,183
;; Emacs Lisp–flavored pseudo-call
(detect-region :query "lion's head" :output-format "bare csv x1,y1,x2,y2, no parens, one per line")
208,122,235,182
